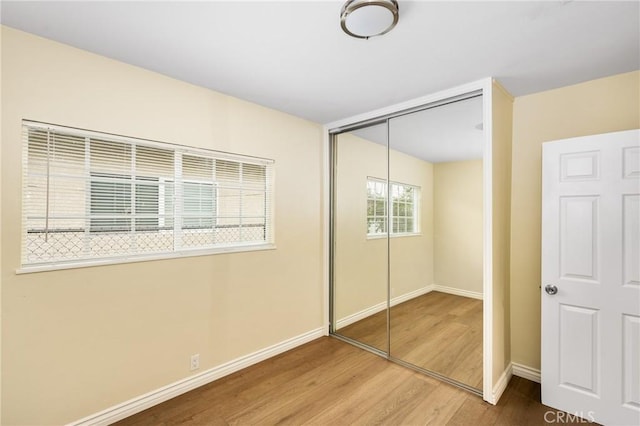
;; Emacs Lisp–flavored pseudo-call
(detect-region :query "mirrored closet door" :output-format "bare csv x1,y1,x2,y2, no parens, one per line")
331,93,484,393
331,121,389,354
388,96,484,391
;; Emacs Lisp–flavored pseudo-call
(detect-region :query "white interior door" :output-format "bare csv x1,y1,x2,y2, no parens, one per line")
542,129,640,426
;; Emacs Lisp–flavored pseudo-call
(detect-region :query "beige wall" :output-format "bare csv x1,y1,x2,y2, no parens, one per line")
0,23,3,425
1,27,324,425
491,81,513,385
334,132,433,321
433,159,483,294
510,71,640,370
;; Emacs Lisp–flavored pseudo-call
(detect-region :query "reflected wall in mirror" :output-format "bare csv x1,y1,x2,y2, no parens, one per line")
388,96,484,390
332,122,389,353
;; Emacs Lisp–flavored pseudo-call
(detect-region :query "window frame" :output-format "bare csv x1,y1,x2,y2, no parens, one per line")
19,120,275,273
366,177,420,239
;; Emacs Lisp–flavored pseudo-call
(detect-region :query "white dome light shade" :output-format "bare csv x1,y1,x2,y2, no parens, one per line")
340,0,399,39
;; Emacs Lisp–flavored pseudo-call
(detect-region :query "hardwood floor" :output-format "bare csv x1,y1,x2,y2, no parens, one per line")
115,337,585,426
337,291,483,389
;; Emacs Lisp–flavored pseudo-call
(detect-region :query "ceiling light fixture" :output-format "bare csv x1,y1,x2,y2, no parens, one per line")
340,0,399,39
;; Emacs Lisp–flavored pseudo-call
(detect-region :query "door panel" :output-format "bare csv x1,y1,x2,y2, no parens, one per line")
560,150,599,181
623,146,640,178
623,314,640,409
623,195,640,287
559,196,599,281
558,304,599,395
542,129,640,426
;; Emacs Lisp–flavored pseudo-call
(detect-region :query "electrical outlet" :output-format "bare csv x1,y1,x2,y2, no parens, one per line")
190,354,200,371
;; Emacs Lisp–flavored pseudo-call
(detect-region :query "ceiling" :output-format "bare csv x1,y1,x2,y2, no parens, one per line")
1,1,638,125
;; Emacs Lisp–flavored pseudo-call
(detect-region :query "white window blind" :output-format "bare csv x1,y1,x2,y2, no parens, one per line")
366,177,419,236
21,121,274,269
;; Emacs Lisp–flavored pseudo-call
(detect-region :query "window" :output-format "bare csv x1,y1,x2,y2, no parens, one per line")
21,121,274,269
89,173,161,232
367,177,419,237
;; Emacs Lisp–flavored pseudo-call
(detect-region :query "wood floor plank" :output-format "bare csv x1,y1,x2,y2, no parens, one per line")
225,350,382,425
116,338,593,426
446,394,501,426
358,378,444,426
303,362,437,426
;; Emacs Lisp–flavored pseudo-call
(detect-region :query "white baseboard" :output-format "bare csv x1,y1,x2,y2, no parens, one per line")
432,283,483,300
391,285,433,307
488,362,541,405
335,300,387,329
335,285,433,329
70,327,325,426
491,363,513,405
511,362,541,383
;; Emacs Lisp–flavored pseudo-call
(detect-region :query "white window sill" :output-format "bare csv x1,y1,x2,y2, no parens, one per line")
366,232,422,241
16,243,276,274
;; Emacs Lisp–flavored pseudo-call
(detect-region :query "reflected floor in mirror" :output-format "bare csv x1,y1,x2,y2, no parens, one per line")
335,307,388,351
338,291,482,389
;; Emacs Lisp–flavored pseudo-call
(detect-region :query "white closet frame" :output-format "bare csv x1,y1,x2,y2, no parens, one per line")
322,77,507,404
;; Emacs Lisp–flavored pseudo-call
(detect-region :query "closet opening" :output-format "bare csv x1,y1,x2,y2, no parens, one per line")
328,87,489,398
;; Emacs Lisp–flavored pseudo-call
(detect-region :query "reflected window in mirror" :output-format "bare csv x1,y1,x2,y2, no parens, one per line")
366,177,420,237
366,178,387,235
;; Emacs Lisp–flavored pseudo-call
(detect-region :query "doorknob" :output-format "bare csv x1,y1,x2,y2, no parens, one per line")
545,284,558,295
